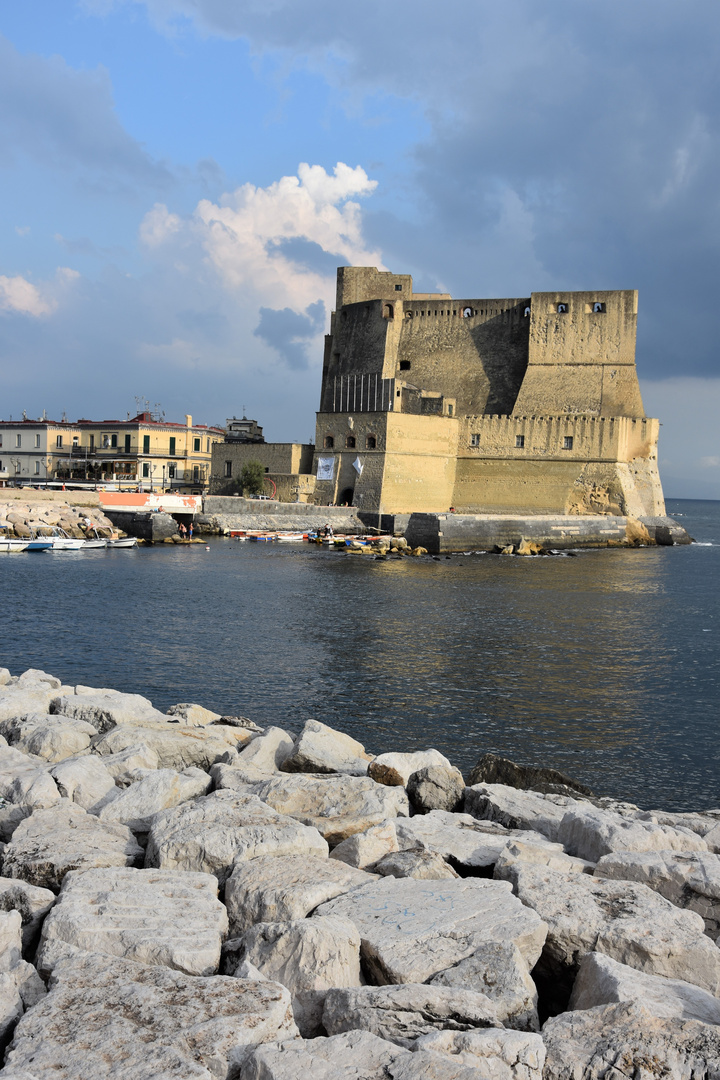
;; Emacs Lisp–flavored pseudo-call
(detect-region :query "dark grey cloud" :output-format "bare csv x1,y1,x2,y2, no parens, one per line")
0,34,172,189
253,300,326,369
268,237,341,278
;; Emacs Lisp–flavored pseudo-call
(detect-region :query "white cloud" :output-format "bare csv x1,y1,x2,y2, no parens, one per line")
0,267,79,318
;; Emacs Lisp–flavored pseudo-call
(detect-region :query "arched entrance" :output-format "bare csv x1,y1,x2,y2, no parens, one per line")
339,487,355,506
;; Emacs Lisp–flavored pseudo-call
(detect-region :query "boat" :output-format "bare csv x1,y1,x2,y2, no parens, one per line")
106,537,138,548
82,529,108,550
0,536,30,552
275,533,306,542
43,527,85,551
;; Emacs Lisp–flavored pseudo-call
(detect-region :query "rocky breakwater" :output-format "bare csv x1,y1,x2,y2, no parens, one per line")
0,674,718,1077
0,500,117,539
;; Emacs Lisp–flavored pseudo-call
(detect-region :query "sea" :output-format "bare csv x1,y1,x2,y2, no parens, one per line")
1,498,718,813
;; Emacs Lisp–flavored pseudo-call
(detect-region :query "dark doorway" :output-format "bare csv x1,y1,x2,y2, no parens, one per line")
339,487,355,505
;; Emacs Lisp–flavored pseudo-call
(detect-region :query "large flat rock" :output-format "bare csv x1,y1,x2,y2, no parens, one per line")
542,1001,720,1080
91,721,251,771
3,952,298,1079
2,803,143,891
35,866,228,976
570,951,720,1026
96,766,211,831
49,690,169,734
595,849,720,938
145,791,329,885
395,810,559,871
507,863,720,995
413,1030,545,1080
0,714,97,763
322,983,500,1047
252,774,410,846
558,804,709,862
369,749,452,788
464,783,580,842
225,853,375,935
314,876,547,985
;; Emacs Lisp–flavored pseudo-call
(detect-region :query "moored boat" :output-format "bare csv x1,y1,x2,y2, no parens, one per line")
0,536,30,552
106,537,138,548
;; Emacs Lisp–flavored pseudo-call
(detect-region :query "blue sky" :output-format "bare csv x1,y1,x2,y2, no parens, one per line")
1,0,719,497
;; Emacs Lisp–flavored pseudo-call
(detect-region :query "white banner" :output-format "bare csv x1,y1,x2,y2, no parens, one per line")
316,456,335,482
352,456,364,476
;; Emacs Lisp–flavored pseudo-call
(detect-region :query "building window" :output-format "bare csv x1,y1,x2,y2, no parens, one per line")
143,435,150,454
399,360,411,371
15,435,21,448
169,437,176,456
193,466,199,482
366,435,376,449
34,461,40,475
471,433,480,447
142,463,150,478
193,438,200,452
111,433,117,448
462,307,472,318
89,434,95,450
563,436,574,450
35,434,41,447
72,436,79,447
206,439,210,453
395,283,402,291
383,304,394,319
56,435,63,448
346,435,356,448
124,434,131,453
592,302,605,313
0,435,3,447
557,303,568,314
524,306,531,317
516,435,525,448
324,436,334,449
168,465,176,479
448,404,454,417
224,461,232,478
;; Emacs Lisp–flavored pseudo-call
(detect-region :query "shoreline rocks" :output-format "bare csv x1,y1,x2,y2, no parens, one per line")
0,665,718,1076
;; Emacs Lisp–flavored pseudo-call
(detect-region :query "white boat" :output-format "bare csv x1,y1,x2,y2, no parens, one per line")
0,537,30,552
107,537,138,548
44,527,85,551
275,533,306,542
82,529,108,549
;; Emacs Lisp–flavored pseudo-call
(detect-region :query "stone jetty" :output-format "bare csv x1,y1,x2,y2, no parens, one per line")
0,668,718,1077
0,498,116,539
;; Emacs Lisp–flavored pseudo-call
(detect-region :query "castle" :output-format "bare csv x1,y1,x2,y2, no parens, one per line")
311,267,666,519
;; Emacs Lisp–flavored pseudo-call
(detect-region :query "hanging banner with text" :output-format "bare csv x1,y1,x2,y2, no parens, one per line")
316,457,335,482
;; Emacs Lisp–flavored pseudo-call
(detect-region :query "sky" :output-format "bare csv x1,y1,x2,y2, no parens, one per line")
1,1,719,498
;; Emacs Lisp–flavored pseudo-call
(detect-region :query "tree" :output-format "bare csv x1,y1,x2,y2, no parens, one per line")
240,460,266,496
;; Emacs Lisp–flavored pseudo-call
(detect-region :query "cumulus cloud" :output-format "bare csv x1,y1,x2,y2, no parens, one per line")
0,268,78,317
254,300,326,369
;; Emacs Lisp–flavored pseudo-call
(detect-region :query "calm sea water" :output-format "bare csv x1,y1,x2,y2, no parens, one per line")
1,499,717,812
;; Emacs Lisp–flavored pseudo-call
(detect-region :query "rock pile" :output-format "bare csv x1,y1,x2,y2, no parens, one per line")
0,501,116,539
0,667,718,1077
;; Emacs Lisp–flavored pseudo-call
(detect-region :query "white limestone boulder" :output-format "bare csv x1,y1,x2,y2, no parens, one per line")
252,773,410,846
51,755,117,812
281,719,373,776
96,766,211,831
330,820,399,869
2,802,143,891
16,670,61,690
558,804,709,862
395,810,560,872
211,760,278,793
92,742,159,784
145,791,329,885
570,951,720,1026
507,863,720,994
35,866,228,977
49,690,168,733
0,878,55,955
464,783,579,842
237,727,295,771
413,1030,546,1080
0,714,97,763
374,849,460,880
595,849,720,938
165,702,222,727
242,1030,409,1080
237,915,362,1037
0,910,46,1051
92,720,252,770
3,952,298,1079
322,983,500,1047
369,749,452,787
225,853,375,935
314,876,547,985
0,746,60,810
0,685,66,723
429,941,539,1031
542,1001,720,1080
494,839,594,879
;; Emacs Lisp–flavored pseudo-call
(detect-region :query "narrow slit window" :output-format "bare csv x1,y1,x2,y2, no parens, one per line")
515,435,525,448
324,436,334,449
366,435,376,449
563,436,574,450
470,433,480,447
557,303,568,313
346,435,356,448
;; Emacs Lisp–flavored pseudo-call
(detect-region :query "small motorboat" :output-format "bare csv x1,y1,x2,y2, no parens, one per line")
82,529,108,549
0,536,30,552
44,528,85,551
106,537,138,548
275,533,306,542
25,529,54,552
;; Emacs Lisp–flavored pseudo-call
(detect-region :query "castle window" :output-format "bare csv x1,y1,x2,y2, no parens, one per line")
324,436,334,449
346,435,356,448
470,433,480,447
366,435,376,449
515,435,525,448
592,302,606,313
463,307,472,318
563,436,574,450
405,310,413,319
224,461,232,477
557,303,568,314
383,304,394,320
395,284,402,291
524,306,531,317
448,404,454,417
399,360,411,371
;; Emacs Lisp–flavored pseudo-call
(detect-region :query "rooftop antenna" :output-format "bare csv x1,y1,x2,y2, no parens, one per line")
152,402,165,422
41,409,47,421
22,410,27,421
61,410,67,423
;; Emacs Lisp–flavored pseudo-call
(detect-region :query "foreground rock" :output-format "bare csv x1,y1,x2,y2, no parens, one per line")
2,803,143,891
0,910,45,1051
558,803,709,862
542,1001,720,1079
467,753,592,797
36,867,228,976
252,774,410,846
96,766,211,832
315,876,547,985
395,810,558,872
330,820,399,869
374,849,460,880
92,721,251,771
238,727,295,772
242,1029,481,1080
429,942,539,1031
4,952,298,1079
145,791,329,885
369,749,452,788
280,719,374,776
506,864,720,995
322,983,500,1046
413,1030,545,1080
225,854,374,935
595,849,720,938
50,755,117,812
237,916,362,1037
0,745,61,811
464,784,579,843
0,878,55,955
0,713,97,763
570,951,720,1026
50,690,169,733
